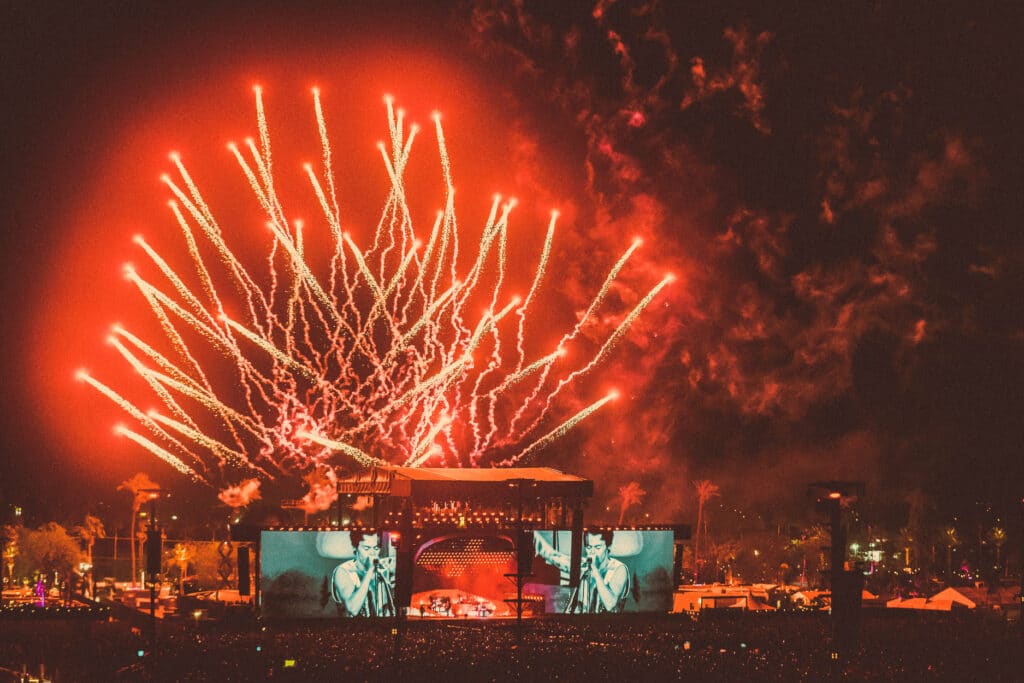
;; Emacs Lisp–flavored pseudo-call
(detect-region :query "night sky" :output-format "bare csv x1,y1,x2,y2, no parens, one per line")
1,1,1021,529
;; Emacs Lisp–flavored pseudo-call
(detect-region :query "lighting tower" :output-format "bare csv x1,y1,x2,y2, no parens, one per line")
809,481,865,664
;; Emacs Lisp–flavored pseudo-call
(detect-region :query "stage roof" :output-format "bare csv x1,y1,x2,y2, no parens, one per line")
338,466,593,501
392,467,587,483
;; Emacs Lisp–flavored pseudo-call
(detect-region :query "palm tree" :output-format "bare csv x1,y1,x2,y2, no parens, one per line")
692,480,720,583
988,527,1007,575
118,473,159,586
617,482,646,525
707,540,742,584
944,526,960,579
1,524,17,586
902,489,929,570
72,514,105,597
74,513,106,568
173,543,193,595
897,526,915,568
795,523,829,585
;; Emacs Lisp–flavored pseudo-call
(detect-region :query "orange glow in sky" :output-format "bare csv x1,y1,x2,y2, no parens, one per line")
29,49,578,483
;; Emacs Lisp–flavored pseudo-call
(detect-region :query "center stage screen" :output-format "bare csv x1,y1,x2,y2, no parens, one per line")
528,529,674,613
411,534,518,618
261,530,397,619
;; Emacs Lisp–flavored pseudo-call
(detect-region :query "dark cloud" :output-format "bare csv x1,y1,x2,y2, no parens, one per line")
465,0,1023,523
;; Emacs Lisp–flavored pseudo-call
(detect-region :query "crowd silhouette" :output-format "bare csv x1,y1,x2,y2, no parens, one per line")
0,611,1018,681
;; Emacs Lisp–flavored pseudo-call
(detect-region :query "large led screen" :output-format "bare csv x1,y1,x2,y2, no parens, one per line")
261,530,397,618
528,529,674,613
410,534,517,618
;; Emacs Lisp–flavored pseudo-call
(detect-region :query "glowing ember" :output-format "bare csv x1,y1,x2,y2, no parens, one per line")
79,87,670,487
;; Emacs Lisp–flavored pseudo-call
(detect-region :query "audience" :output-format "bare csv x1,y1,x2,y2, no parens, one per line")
0,611,1018,681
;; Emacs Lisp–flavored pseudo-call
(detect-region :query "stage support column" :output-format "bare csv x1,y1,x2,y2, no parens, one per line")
237,546,251,596
395,497,414,612
254,536,261,615
569,504,584,589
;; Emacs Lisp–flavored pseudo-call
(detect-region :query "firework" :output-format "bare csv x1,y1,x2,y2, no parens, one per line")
79,87,670,488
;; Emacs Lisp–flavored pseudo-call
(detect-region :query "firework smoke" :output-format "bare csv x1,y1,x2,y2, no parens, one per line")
79,87,669,491
217,477,262,508
298,466,339,515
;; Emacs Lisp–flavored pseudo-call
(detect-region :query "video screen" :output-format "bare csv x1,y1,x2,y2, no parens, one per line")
527,529,675,613
261,530,397,619
410,533,518,618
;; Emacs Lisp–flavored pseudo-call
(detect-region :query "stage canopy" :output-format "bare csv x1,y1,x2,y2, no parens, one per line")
338,466,593,503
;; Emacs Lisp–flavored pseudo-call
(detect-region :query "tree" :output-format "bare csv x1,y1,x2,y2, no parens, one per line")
897,526,915,568
692,480,721,583
13,523,84,588
617,482,646,525
71,514,105,598
789,523,829,586
902,489,930,570
178,541,230,591
173,543,192,594
988,526,1007,575
944,526,960,579
808,524,830,575
118,472,159,585
1,524,18,586
73,513,106,568
707,540,742,584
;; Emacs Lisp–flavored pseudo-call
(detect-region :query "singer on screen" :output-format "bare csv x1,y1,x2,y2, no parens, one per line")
330,530,396,617
535,529,629,613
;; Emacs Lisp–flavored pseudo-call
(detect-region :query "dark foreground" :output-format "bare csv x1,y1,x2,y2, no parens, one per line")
1,612,1021,681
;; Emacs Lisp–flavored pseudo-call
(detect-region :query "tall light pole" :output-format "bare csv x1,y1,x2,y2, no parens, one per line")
139,488,162,660
809,481,865,665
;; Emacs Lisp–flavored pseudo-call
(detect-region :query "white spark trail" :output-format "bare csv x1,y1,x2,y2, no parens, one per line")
83,89,670,488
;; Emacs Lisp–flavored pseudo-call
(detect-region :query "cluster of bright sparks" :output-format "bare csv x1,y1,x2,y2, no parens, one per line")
78,87,672,490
